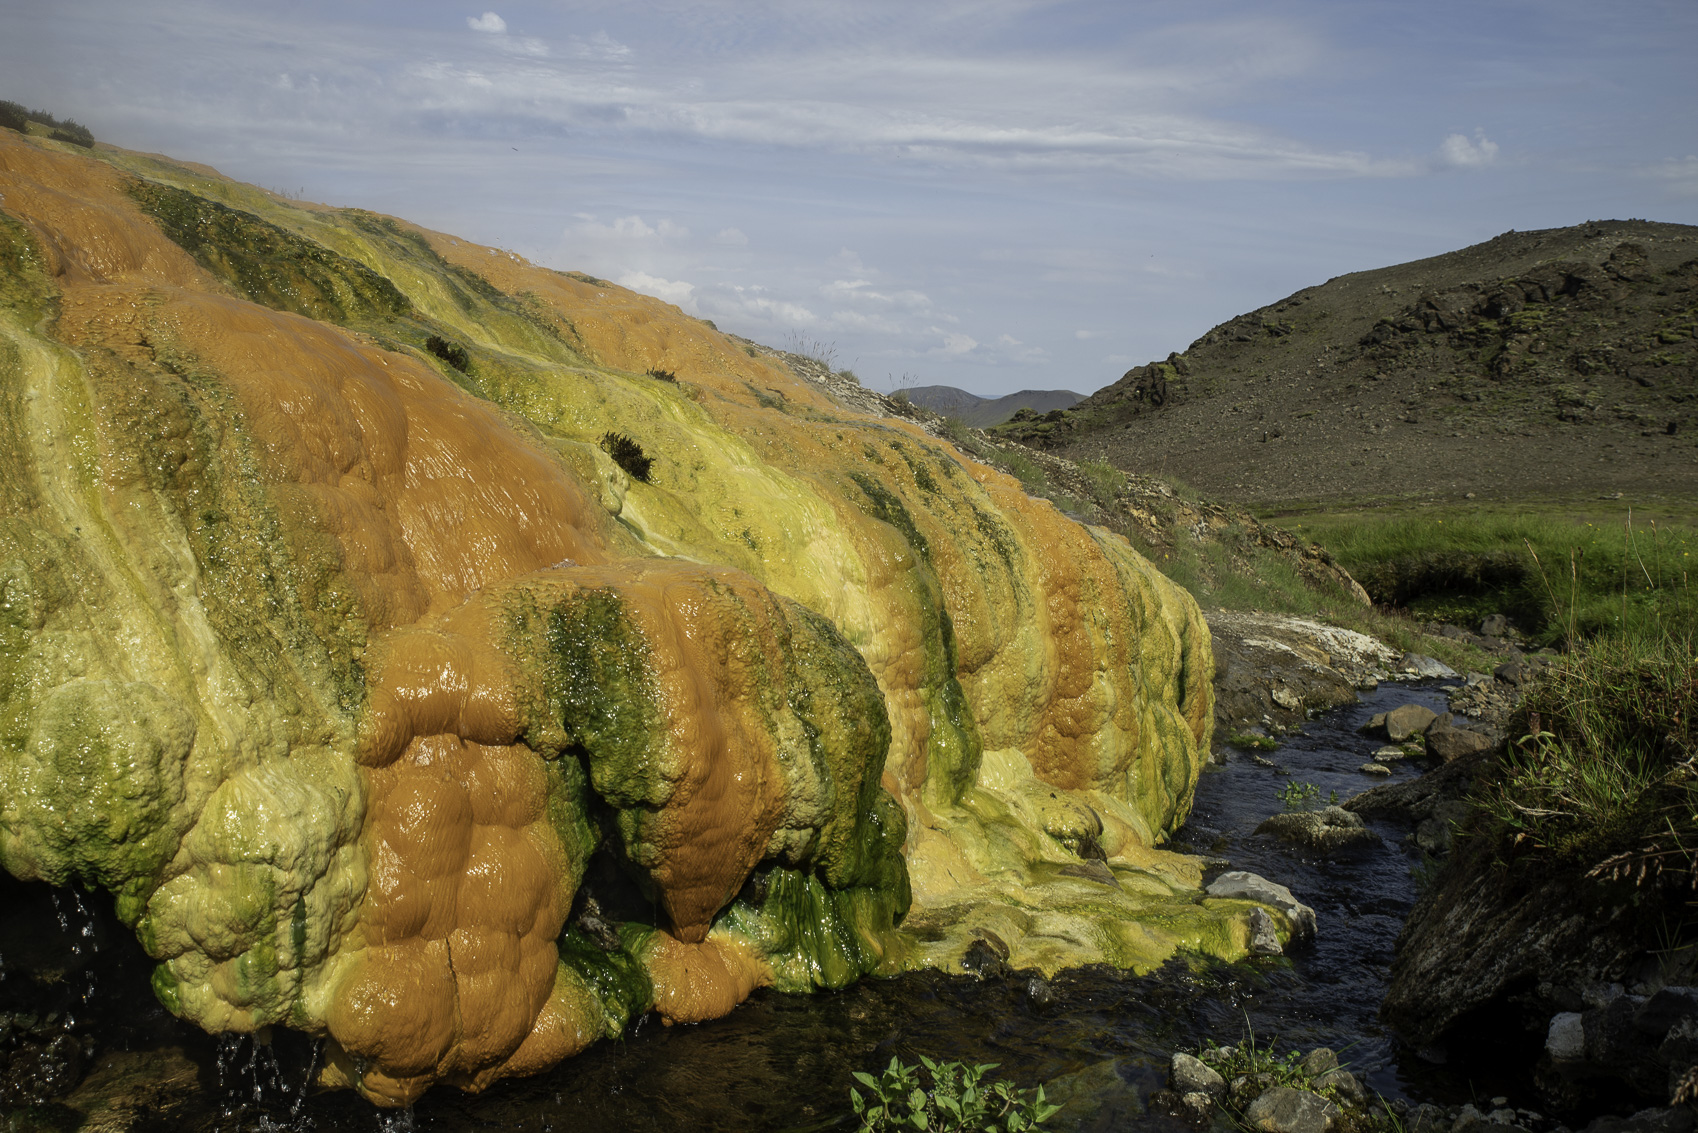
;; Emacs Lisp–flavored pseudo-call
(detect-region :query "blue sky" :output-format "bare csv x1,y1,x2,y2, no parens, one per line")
6,0,1696,396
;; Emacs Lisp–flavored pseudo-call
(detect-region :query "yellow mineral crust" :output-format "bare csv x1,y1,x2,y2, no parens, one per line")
0,130,1264,1107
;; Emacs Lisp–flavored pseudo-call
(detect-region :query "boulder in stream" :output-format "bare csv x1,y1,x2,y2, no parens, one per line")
1256,806,1381,854
1205,871,1317,938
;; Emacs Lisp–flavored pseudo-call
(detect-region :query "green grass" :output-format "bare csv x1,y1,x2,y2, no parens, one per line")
1482,629,1698,886
1277,502,1698,646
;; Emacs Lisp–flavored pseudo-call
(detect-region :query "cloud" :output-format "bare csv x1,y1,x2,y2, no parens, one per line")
712,228,748,245
567,32,631,62
1437,130,1500,169
1074,329,1096,339
618,271,698,313
930,330,978,355
569,215,689,242
466,12,506,34
820,279,932,308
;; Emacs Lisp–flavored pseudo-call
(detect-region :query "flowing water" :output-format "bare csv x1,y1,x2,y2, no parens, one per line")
3,681,1493,1132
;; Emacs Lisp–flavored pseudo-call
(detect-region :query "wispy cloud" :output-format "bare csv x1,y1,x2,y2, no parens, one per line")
1436,130,1500,169
466,12,506,34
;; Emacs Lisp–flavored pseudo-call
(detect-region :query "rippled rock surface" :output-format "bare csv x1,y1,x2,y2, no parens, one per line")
0,130,1233,1103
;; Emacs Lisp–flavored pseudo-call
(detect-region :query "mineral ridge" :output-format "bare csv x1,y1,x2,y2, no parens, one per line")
0,129,1273,1104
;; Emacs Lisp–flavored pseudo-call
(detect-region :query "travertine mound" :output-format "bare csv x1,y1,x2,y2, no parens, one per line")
0,129,1242,1104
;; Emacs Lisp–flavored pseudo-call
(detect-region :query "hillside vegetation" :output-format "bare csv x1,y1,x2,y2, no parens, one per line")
998,220,1698,508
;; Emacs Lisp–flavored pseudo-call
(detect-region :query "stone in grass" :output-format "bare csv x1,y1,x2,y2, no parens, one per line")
1204,871,1318,938
1314,1068,1365,1108
1359,762,1392,776
1297,1048,1338,1076
1171,1052,1227,1100
1255,806,1381,854
1425,714,1496,762
1244,1086,1341,1133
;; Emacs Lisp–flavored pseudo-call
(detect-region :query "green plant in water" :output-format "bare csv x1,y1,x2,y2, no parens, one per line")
1200,1018,1358,1114
1277,781,1321,811
851,1056,1059,1132
1227,732,1279,752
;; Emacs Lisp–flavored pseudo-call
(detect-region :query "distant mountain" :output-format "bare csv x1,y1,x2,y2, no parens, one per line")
995,220,1698,506
904,385,1084,428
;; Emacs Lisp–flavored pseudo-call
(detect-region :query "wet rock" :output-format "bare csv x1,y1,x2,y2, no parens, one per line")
1182,1089,1218,1123
1634,986,1698,1037
1399,654,1460,679
1386,704,1439,741
1025,977,1055,1008
1205,871,1317,938
1256,806,1381,854
1345,745,1497,830
1360,762,1392,775
1375,744,1415,760
1408,1103,1450,1133
1361,712,1388,734
1172,1051,1227,1099
1547,1012,1585,1061
0,1031,88,1106
1582,1108,1696,1133
1207,611,1398,731
1244,1085,1341,1133
1248,907,1284,955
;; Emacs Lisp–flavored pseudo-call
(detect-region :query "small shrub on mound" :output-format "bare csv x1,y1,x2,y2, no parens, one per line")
645,368,677,382
1487,632,1698,887
0,100,94,146
600,432,653,483
425,335,470,372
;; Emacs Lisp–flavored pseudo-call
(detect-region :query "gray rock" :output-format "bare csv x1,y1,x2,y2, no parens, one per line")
1479,614,1509,637
1181,1090,1218,1123
1244,1086,1340,1133
1399,653,1460,679
1374,744,1411,760
1493,659,1530,686
1634,986,1698,1037
1659,1015,1698,1068
1256,806,1382,854
1298,1048,1339,1076
1547,1011,1585,1061
1408,1103,1448,1133
1426,714,1497,762
1360,762,1392,775
1314,1068,1365,1108
1386,703,1440,741
1248,906,1284,955
1205,871,1317,938
1198,1045,1236,1067
1172,1052,1227,1099
1360,712,1388,734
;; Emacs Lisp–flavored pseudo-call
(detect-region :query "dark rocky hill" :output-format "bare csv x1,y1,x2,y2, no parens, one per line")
998,220,1698,506
905,384,1083,427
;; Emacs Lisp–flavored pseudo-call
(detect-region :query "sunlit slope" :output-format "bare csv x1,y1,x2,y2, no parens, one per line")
0,130,1247,1106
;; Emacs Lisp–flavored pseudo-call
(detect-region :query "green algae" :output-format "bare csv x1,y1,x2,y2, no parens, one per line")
127,181,410,326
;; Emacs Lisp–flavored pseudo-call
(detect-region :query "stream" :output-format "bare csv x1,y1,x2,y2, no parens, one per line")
2,681,1496,1132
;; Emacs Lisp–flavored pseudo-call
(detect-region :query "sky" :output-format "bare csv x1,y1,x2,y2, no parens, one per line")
5,1,1697,397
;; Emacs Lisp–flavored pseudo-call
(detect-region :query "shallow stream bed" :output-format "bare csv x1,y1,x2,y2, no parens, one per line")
4,681,1500,1132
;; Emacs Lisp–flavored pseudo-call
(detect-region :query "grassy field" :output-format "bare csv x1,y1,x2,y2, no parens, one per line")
1264,498,1698,647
